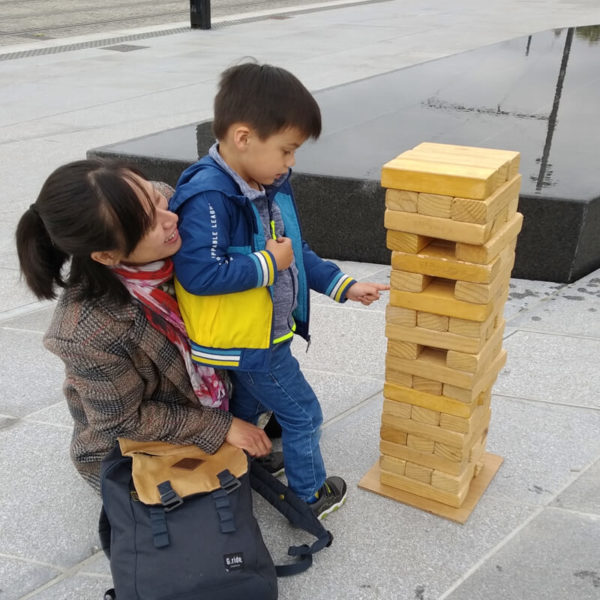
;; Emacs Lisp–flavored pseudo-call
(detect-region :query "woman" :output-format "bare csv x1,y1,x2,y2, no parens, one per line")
15,159,271,492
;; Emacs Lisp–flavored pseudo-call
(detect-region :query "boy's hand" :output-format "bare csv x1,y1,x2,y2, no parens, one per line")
266,237,294,271
225,417,272,457
345,281,390,306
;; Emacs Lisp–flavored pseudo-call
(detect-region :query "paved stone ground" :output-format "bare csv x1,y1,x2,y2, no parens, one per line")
1,1,600,598
0,0,376,46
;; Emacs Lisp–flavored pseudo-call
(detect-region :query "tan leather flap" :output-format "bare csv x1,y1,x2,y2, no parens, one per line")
118,438,248,505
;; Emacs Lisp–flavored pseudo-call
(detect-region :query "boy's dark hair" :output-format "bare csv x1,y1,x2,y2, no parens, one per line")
16,159,155,304
213,62,322,140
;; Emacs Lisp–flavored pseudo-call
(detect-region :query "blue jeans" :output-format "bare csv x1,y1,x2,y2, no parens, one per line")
229,340,326,501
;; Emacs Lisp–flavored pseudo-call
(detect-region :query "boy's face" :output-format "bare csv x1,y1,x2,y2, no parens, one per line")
240,127,307,187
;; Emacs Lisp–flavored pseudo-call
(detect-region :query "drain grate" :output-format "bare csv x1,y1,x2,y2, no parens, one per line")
0,26,190,61
101,44,149,52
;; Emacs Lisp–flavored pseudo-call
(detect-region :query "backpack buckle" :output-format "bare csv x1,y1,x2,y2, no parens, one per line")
157,480,184,512
217,470,242,494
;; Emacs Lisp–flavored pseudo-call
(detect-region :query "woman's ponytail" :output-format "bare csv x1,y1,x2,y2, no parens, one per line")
15,159,155,303
16,204,69,299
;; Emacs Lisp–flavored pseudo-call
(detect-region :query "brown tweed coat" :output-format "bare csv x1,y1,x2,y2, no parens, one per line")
44,285,233,493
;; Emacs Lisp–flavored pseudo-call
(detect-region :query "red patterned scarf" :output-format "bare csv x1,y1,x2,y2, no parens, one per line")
112,259,228,409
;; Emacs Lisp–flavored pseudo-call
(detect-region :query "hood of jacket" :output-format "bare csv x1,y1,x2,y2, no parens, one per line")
169,155,292,213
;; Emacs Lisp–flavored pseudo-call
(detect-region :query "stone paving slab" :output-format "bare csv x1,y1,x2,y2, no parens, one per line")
551,457,600,515
445,509,600,600
496,331,600,409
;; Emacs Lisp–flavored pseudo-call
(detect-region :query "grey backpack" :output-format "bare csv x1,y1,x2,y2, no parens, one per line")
99,440,333,600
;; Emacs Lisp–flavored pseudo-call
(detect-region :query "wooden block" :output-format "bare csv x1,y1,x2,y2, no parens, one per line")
392,241,502,284
451,175,521,224
469,432,488,463
405,461,433,484
381,439,466,476
412,376,443,395
380,466,468,508
431,465,474,494
412,143,520,179
386,322,489,354
379,454,406,476
359,453,504,523
411,405,441,426
386,305,417,327
455,213,523,264
386,347,488,390
381,156,501,200
385,188,418,212
440,404,490,435
417,192,453,218
386,230,432,253
380,424,408,445
390,279,495,322
446,321,505,373
391,269,432,292
417,311,449,331
443,350,507,402
383,382,479,418
434,441,465,463
454,264,513,305
406,433,436,454
405,146,511,185
385,367,413,388
448,293,505,338
382,398,412,419
385,209,492,245
387,339,422,360
381,412,466,448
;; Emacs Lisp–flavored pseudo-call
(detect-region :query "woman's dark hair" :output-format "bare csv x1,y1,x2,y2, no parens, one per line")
213,62,322,140
16,159,155,303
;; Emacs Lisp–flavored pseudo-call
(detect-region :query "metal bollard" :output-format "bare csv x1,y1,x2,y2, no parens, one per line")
190,0,211,30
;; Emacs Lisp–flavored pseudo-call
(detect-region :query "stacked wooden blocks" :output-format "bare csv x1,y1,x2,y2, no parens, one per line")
373,142,522,512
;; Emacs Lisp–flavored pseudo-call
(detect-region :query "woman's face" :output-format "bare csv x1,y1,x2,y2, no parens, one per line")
122,174,182,264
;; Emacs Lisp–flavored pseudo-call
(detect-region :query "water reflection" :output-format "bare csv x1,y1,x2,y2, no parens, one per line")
104,25,600,203
421,27,580,192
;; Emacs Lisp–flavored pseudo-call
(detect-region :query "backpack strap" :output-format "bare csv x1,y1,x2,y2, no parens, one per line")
249,459,333,577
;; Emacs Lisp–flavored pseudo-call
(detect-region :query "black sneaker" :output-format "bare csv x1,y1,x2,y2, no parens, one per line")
254,451,285,477
309,476,348,520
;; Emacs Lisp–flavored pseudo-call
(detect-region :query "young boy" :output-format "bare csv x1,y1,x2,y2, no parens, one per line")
170,62,388,519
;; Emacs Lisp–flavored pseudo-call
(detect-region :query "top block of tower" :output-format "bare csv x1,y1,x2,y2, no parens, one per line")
381,143,520,200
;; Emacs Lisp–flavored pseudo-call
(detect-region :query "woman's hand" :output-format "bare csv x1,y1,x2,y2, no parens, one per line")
225,417,272,457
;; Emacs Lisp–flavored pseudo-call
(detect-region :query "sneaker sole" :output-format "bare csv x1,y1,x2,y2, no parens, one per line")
316,489,348,520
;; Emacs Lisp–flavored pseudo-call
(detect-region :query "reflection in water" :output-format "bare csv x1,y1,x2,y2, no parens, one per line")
576,25,600,45
534,28,573,192
422,97,548,121
422,26,591,194
104,25,600,201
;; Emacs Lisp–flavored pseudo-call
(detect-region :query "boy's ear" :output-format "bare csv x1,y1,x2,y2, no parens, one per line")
231,124,252,150
90,250,122,266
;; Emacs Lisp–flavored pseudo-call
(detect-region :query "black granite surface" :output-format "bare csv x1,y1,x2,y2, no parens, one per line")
89,25,600,282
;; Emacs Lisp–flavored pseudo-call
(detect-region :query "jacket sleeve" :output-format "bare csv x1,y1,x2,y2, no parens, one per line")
47,334,233,454
173,191,278,295
301,239,357,302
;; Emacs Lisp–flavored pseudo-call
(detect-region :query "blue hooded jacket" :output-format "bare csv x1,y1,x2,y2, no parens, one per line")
170,156,356,371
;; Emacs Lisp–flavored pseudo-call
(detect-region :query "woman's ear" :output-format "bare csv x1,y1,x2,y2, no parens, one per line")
90,250,122,266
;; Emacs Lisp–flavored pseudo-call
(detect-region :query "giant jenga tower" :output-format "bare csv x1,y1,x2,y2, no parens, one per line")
359,142,523,522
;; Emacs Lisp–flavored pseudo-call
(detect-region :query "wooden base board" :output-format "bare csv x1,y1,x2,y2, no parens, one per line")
358,452,503,524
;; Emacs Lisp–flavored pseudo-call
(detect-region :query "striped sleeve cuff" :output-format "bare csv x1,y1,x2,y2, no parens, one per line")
249,250,276,287
326,274,356,303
